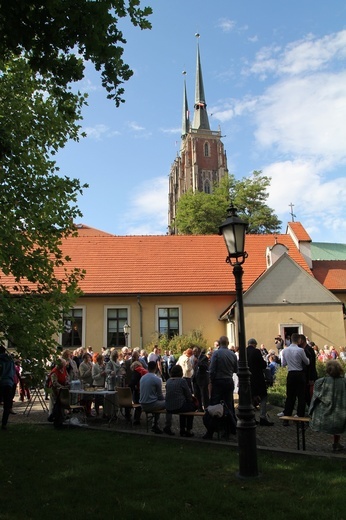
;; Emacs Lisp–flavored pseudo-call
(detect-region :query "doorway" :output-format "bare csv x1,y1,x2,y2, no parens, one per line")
280,323,302,345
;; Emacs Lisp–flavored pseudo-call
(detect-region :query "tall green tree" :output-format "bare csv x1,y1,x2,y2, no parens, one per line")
0,56,87,364
0,1,152,368
0,0,152,105
175,171,282,235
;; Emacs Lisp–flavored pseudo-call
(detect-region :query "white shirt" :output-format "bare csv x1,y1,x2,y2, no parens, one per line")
281,344,310,371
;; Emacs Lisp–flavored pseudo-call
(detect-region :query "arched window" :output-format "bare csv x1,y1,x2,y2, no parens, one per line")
204,142,209,157
204,180,211,194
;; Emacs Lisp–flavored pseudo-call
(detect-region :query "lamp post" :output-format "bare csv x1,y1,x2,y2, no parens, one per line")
123,323,130,348
219,204,258,478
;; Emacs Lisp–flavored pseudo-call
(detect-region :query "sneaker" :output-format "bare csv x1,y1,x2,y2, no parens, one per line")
9,410,16,415
163,426,175,436
277,411,285,417
151,426,163,434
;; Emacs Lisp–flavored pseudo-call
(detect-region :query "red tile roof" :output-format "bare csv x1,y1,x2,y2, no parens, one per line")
287,222,312,242
312,261,346,291
49,232,312,295
74,224,115,237
0,231,314,296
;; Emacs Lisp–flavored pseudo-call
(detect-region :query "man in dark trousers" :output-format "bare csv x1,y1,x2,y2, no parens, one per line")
246,338,274,426
281,332,310,423
192,346,209,411
299,334,318,406
209,336,237,415
0,346,15,430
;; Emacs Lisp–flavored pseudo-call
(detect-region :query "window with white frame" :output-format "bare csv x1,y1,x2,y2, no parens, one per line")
62,308,83,348
157,306,181,338
106,308,128,348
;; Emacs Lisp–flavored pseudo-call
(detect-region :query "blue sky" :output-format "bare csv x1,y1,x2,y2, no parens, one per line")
56,0,346,243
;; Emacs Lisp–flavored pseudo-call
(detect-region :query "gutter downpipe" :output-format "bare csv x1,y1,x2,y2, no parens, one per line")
137,295,143,349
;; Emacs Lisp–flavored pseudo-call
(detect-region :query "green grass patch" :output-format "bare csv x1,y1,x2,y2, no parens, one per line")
0,424,345,520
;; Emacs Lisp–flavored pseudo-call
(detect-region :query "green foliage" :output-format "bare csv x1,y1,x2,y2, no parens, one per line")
267,366,287,407
0,55,86,367
0,2,152,372
146,330,208,356
175,171,282,235
0,0,152,106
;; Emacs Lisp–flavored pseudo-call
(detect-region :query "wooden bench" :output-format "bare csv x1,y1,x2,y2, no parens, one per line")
279,416,310,451
144,409,205,432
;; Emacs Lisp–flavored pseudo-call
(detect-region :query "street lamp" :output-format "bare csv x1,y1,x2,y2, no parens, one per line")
123,323,130,347
219,204,258,478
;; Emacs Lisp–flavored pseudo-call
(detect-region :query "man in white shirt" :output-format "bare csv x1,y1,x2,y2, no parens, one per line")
281,332,310,420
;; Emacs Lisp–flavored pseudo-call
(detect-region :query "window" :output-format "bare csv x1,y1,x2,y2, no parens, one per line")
204,179,211,194
157,307,180,338
204,142,209,157
106,308,128,348
62,308,83,348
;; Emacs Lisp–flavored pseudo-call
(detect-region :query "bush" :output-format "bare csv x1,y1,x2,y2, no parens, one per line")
267,359,346,408
145,330,208,357
267,366,287,407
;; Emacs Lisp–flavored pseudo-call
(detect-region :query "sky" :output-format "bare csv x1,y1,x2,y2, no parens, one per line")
56,0,346,243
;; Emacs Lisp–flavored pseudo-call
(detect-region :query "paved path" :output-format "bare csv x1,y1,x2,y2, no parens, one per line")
7,394,345,459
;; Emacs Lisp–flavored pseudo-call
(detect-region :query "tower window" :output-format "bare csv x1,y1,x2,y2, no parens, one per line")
204,180,211,194
204,142,209,157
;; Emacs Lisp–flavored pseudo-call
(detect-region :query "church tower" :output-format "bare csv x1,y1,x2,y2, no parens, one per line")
168,37,228,234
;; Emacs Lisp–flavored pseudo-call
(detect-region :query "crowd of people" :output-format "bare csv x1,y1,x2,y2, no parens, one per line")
1,336,345,452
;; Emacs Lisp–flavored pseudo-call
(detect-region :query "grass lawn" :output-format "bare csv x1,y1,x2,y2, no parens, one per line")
0,424,345,520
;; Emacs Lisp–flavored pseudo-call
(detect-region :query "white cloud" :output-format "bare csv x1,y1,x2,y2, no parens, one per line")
128,121,145,131
160,127,181,134
264,160,346,242
254,71,346,162
84,124,109,140
247,30,346,78
123,176,168,235
84,124,120,140
217,18,236,33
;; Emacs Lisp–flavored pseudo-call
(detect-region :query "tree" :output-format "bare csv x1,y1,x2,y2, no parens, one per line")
0,1,152,369
0,55,86,367
0,1,152,105
232,171,282,234
175,171,282,235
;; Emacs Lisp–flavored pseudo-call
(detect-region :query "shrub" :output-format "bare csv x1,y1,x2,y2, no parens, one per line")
145,330,208,357
267,366,287,407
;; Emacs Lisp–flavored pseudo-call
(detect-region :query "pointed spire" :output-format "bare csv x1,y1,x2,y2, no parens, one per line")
182,71,190,136
192,34,210,130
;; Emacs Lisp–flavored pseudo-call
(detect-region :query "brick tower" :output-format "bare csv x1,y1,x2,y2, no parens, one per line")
168,37,228,234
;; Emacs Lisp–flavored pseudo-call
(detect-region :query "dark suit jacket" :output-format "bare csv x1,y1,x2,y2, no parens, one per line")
247,345,267,398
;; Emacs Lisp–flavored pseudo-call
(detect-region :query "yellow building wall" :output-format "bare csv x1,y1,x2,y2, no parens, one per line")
73,294,231,351
243,304,346,350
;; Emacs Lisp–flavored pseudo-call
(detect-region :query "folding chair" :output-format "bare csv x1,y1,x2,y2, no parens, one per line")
59,388,87,426
115,386,141,423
